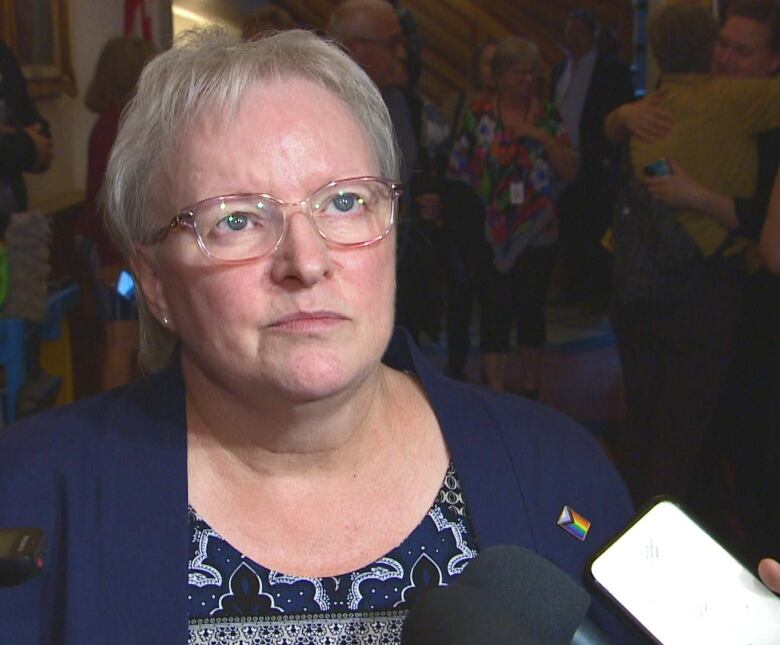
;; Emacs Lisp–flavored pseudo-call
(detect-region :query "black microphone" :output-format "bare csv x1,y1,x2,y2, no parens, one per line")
457,545,608,645
401,545,607,645
400,581,541,644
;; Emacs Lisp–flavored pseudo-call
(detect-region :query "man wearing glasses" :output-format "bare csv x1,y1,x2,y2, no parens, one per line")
329,0,415,187
329,0,443,344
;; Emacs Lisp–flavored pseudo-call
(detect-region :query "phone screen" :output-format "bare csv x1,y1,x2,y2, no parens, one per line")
589,498,780,644
116,270,136,301
643,158,672,177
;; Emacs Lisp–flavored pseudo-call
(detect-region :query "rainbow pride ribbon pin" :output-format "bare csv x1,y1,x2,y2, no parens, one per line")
557,505,591,541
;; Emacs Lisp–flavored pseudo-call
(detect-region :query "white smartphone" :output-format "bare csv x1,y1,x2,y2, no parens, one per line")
588,497,780,644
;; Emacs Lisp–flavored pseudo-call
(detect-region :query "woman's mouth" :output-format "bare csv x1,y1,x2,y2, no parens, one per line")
269,311,347,332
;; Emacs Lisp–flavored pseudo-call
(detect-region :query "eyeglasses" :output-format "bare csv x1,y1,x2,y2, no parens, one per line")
152,177,402,264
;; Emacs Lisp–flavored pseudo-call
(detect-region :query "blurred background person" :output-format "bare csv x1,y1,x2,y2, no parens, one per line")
552,9,634,310
652,0,780,569
328,0,414,179
75,36,156,390
0,38,52,222
328,0,443,345
0,36,55,415
449,36,577,394
605,1,780,564
607,4,780,526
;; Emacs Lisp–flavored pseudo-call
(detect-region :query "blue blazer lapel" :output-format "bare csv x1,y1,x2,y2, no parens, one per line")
386,328,536,551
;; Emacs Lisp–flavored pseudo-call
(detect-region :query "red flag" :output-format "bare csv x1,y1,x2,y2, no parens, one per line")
124,0,153,41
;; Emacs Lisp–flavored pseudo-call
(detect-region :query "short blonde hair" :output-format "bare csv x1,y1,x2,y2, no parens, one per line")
102,28,400,373
491,36,540,78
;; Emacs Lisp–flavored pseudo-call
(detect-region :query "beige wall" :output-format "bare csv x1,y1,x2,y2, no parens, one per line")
173,4,240,35
26,0,172,213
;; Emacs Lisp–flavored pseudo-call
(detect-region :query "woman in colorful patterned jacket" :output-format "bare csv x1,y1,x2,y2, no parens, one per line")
449,36,577,394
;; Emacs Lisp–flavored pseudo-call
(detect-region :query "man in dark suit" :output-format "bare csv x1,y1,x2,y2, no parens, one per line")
551,10,634,308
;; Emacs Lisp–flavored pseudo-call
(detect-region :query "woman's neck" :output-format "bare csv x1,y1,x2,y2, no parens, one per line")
185,362,449,579
183,358,400,482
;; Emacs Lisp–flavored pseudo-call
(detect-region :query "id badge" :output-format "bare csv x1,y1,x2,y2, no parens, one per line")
510,182,525,205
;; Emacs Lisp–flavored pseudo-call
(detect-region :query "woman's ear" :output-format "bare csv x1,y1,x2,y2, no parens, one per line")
129,249,170,326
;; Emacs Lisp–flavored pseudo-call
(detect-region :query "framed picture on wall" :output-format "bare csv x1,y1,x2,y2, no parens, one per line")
0,0,76,98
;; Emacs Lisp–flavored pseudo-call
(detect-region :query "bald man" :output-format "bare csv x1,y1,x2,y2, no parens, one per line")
328,0,417,181
330,0,447,343
328,0,408,89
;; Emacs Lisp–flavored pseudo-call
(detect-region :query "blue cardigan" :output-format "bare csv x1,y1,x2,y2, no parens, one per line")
0,329,636,643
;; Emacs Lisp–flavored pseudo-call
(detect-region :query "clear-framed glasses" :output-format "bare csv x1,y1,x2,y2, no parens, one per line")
152,176,403,264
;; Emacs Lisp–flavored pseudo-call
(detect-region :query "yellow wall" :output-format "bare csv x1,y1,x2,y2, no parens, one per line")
172,4,240,36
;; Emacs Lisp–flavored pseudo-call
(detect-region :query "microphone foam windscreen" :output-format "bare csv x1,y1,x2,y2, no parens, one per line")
400,583,541,645
458,545,591,644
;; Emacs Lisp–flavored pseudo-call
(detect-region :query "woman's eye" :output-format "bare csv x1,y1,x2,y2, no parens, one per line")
225,213,248,230
327,192,365,214
214,211,258,233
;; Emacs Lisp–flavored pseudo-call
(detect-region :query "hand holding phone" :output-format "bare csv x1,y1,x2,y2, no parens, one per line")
588,498,780,644
644,158,672,177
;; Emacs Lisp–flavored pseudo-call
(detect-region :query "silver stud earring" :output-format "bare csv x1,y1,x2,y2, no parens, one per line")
162,316,169,327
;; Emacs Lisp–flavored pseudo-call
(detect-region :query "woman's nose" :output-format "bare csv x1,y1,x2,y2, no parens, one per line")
269,209,334,287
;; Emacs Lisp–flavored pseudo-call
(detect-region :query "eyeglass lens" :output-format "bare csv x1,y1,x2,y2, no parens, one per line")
191,178,395,261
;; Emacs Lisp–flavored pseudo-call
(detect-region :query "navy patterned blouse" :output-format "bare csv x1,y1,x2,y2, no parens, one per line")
187,463,479,644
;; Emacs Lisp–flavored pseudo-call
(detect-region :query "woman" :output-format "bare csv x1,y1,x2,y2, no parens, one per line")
77,36,157,390
608,5,780,513
605,1,780,567
0,30,630,642
449,36,577,394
